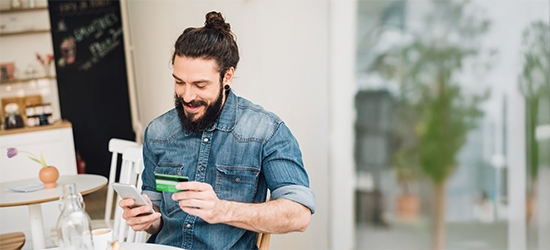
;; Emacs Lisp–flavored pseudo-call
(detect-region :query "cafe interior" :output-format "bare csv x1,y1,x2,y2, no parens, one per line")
0,0,549,249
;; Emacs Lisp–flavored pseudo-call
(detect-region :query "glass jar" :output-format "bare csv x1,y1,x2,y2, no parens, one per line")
4,103,24,129
56,183,94,250
10,0,22,9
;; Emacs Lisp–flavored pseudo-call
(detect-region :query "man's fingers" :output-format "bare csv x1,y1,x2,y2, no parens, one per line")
118,197,135,208
175,181,212,191
126,212,161,229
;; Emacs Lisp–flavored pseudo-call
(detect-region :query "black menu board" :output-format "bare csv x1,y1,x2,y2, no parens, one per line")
48,0,135,177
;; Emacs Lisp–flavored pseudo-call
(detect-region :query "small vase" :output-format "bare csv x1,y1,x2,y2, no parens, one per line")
43,64,52,77
39,166,59,189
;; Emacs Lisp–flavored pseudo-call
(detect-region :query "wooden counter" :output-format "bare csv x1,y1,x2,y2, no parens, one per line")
0,120,72,136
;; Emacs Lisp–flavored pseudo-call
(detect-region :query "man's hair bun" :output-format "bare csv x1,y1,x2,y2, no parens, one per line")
204,11,231,32
172,11,240,79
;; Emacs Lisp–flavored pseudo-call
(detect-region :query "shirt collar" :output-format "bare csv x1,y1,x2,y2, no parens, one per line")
207,90,236,132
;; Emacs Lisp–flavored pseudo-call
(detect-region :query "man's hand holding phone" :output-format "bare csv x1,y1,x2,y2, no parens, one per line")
113,183,161,232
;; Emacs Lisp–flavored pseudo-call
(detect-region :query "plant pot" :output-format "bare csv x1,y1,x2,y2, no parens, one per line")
526,195,536,222
397,194,420,221
39,166,59,189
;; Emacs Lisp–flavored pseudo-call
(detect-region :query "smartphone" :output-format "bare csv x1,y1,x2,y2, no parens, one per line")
112,183,154,216
154,173,189,193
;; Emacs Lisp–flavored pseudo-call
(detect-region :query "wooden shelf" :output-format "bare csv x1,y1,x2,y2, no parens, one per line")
0,6,48,13
0,28,50,36
0,120,70,136
0,75,56,84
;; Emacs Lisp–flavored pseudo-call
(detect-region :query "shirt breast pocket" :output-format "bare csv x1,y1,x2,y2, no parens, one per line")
154,164,184,215
215,165,259,202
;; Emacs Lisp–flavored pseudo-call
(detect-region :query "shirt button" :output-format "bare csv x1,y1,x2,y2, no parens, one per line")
203,138,209,142
199,166,205,171
186,224,191,228
235,177,241,182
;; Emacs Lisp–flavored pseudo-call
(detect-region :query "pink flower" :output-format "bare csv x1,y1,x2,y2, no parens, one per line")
7,147,17,158
36,53,54,66
6,147,48,168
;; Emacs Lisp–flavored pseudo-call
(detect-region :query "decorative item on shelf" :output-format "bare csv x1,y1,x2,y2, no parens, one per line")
10,0,22,9
25,104,38,127
26,103,52,126
0,62,15,82
4,103,24,129
36,53,53,77
6,147,59,188
25,65,37,79
1,66,8,82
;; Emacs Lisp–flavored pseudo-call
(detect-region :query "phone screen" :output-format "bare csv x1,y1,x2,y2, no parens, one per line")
112,183,153,215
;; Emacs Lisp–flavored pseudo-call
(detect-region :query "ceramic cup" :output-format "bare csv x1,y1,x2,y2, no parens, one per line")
92,228,113,250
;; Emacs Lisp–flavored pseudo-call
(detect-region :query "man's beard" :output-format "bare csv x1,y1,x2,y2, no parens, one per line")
175,86,224,133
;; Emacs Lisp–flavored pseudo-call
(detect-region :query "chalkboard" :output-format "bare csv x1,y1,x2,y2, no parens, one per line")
48,0,135,177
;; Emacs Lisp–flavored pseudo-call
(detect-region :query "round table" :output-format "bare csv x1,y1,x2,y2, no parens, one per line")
0,174,107,249
36,242,184,250
118,242,183,250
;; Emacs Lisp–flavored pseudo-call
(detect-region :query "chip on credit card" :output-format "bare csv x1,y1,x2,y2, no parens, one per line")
154,173,189,192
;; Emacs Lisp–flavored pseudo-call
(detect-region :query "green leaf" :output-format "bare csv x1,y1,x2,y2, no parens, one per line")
27,156,43,166
39,153,47,167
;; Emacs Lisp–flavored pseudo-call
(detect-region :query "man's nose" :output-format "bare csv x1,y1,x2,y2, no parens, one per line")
180,86,197,103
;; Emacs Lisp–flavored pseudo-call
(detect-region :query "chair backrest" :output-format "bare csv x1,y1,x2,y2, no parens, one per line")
104,138,140,227
112,145,148,243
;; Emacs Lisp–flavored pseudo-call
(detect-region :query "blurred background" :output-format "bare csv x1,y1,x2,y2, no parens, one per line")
128,1,550,248
1,0,548,249
354,1,549,250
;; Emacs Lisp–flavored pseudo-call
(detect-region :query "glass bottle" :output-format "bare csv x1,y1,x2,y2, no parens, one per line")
56,183,94,250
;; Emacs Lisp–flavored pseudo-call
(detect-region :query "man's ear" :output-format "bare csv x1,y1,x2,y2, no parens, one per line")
223,67,235,85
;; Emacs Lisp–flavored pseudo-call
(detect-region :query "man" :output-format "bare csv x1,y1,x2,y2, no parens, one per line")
119,11,316,249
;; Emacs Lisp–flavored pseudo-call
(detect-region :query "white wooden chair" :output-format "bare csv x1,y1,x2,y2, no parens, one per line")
112,145,148,243
103,138,140,228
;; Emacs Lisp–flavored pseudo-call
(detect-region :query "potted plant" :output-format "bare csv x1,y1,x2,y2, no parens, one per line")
518,21,550,222
7,147,59,188
367,1,494,249
390,102,422,221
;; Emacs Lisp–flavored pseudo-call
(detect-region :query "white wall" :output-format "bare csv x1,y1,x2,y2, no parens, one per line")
125,0,356,249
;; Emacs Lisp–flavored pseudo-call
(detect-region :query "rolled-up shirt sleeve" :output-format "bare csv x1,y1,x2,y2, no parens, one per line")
142,189,162,208
262,122,316,214
271,185,316,214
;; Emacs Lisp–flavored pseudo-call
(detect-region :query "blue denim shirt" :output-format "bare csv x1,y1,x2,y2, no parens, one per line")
141,90,316,250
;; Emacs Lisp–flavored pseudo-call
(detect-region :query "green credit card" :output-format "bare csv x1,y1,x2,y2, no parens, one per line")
154,173,189,192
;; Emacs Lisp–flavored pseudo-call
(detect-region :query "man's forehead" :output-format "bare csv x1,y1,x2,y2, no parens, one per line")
173,56,219,81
